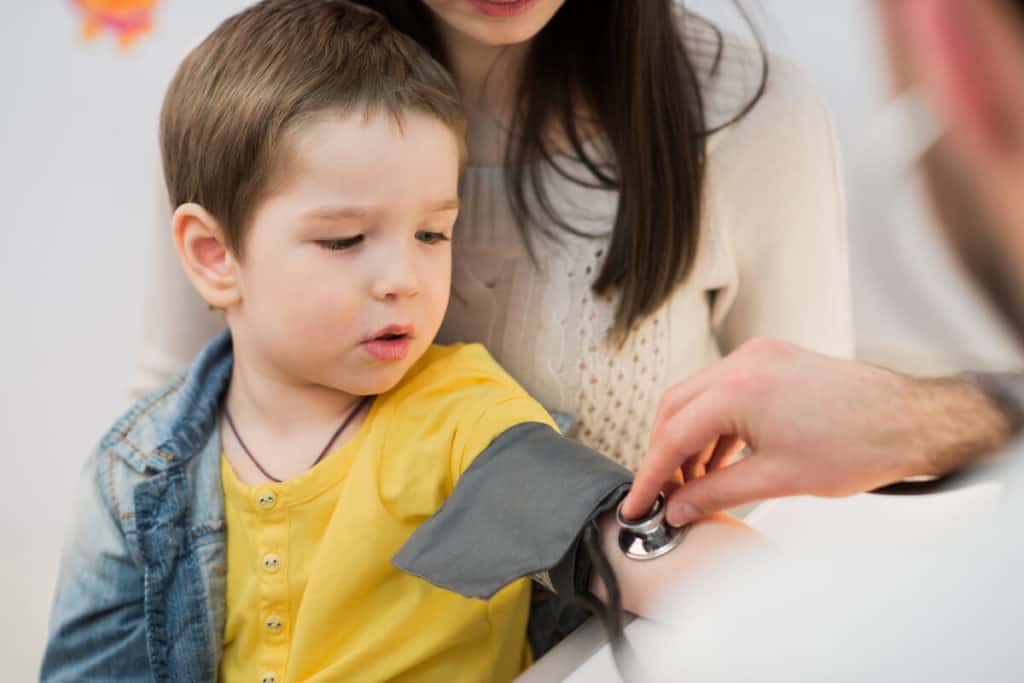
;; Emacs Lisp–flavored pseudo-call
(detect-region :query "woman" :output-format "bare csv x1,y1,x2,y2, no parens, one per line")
135,0,852,472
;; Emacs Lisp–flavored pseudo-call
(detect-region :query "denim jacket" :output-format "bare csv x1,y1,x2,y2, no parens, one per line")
42,331,235,682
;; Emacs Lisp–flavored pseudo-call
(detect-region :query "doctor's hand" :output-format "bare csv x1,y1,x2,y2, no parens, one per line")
622,338,1012,527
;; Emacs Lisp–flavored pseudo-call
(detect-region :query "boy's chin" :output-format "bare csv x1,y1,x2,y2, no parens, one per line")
330,362,413,397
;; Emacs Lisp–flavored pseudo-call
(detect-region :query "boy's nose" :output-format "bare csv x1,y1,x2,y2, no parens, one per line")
371,263,421,301
373,280,420,300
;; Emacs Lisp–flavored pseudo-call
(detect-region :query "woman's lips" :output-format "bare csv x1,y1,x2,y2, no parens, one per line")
467,0,537,19
362,337,411,361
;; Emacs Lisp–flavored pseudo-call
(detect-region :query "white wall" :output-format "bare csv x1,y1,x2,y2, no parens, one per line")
1,1,1019,678
0,2,249,674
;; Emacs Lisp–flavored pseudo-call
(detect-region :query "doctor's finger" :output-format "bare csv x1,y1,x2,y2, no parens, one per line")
706,435,745,473
624,390,734,519
651,362,723,439
664,456,789,527
681,439,718,482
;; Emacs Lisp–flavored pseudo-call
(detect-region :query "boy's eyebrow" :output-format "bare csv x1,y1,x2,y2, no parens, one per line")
303,206,371,221
302,199,459,221
428,199,460,212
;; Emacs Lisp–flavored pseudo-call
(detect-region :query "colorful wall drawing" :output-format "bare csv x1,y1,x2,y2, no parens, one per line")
72,0,159,48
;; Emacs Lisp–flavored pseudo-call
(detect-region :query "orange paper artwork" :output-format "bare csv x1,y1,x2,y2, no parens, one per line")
73,0,159,48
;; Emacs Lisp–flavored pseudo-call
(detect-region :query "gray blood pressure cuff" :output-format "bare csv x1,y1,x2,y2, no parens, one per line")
392,421,633,600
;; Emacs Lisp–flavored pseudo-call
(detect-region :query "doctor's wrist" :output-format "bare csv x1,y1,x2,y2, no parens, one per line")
910,373,1014,477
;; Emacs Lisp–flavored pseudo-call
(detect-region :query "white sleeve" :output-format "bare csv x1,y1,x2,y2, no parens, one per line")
129,181,224,399
709,55,854,359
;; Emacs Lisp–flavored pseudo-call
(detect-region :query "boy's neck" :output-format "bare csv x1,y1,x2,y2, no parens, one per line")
224,347,363,442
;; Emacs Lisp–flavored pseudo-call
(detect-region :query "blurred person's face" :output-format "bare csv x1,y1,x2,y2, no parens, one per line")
882,0,1024,341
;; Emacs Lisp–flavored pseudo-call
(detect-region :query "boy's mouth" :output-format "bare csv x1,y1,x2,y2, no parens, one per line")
365,324,413,341
362,324,414,361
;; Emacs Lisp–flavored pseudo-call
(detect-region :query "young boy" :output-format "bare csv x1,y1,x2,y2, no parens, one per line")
42,1,754,681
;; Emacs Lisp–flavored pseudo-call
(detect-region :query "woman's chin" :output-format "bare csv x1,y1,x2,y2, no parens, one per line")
424,0,567,48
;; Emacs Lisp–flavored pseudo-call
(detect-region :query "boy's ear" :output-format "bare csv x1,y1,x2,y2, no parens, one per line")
172,203,241,309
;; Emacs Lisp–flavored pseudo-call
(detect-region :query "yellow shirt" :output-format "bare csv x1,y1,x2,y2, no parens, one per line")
219,344,556,683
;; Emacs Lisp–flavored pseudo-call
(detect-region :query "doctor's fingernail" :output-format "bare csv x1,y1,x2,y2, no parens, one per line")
668,501,700,526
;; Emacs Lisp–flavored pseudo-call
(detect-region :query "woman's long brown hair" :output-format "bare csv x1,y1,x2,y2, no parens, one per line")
350,0,766,340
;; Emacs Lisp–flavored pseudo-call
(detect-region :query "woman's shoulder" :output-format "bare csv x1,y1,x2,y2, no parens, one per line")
679,15,848,304
682,13,833,157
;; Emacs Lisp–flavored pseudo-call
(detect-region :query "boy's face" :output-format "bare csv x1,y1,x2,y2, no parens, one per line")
227,110,460,396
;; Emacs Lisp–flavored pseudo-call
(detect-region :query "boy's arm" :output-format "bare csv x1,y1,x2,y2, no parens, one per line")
41,451,149,682
589,509,761,616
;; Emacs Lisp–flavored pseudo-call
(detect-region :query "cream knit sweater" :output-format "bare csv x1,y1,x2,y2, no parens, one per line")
132,29,853,471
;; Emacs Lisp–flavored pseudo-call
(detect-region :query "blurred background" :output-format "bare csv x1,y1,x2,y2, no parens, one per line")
1,1,1021,677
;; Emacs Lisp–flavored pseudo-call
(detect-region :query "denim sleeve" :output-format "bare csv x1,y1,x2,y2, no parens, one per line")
40,450,151,682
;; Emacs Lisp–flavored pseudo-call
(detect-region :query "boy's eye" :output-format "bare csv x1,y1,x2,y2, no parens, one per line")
416,230,451,245
317,235,363,251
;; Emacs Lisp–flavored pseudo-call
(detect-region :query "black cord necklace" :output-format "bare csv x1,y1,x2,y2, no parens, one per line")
223,395,373,483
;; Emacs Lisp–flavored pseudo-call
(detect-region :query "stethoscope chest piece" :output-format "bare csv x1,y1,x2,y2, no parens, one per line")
616,492,690,561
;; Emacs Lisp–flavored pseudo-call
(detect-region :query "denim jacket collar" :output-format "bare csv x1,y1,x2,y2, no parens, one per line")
102,330,234,474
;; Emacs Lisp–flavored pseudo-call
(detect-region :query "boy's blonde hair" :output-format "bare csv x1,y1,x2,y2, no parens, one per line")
159,0,466,256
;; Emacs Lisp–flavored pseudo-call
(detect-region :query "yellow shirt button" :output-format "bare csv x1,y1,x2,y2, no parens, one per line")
265,615,284,632
262,553,281,573
260,674,278,683
256,490,277,509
